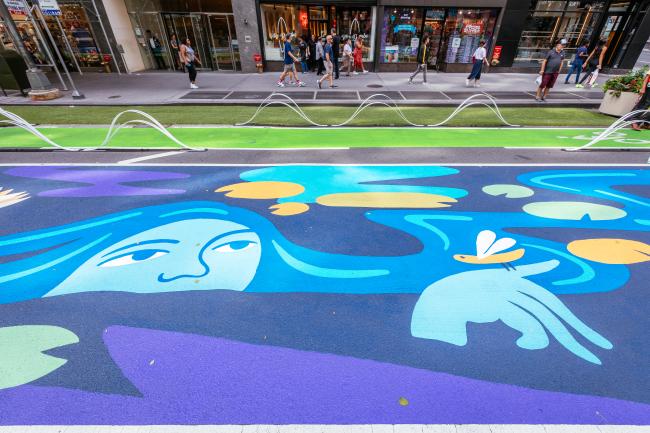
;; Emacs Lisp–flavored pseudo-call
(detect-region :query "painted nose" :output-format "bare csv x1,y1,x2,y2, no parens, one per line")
158,257,210,283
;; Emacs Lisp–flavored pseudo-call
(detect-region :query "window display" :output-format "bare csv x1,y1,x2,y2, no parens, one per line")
55,3,102,67
381,7,423,63
338,7,374,62
440,8,497,64
423,9,444,66
260,3,300,61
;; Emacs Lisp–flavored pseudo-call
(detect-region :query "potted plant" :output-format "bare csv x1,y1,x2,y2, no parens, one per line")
599,67,649,116
101,54,112,73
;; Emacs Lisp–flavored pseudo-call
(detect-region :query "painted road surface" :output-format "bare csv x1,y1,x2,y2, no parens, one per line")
0,165,648,426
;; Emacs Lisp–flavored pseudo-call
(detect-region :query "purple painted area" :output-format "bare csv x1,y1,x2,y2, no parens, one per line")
0,326,649,425
4,167,188,197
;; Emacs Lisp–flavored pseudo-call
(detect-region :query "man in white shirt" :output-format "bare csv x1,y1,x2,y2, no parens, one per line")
466,40,489,87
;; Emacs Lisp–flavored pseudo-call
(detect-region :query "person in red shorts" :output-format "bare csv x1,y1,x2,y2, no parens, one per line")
536,40,565,102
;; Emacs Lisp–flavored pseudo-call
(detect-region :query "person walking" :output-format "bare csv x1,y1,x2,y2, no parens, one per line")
179,38,201,89
342,37,353,77
631,69,650,131
409,34,430,85
316,37,325,75
169,33,182,71
578,39,607,88
318,35,336,89
353,37,367,74
331,28,341,79
535,40,565,102
277,34,305,88
466,40,489,87
298,36,310,74
564,41,588,85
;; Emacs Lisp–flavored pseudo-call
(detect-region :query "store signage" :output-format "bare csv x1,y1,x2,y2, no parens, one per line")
451,38,461,49
393,24,416,34
462,22,484,36
3,0,26,15
384,45,399,63
299,11,308,28
37,0,61,16
492,45,502,60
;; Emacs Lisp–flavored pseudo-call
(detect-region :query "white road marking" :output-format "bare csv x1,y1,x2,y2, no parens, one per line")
117,151,187,164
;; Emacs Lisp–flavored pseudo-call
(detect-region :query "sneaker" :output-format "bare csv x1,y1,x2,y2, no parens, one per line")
190,83,199,89
465,79,470,87
575,84,584,88
408,79,413,84
535,97,542,102
363,70,368,74
297,81,306,87
330,85,338,88
277,81,285,88
474,82,480,88
318,81,322,89
422,82,427,85
353,71,359,75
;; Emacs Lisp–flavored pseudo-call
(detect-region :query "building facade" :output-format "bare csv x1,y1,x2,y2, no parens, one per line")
1,0,648,74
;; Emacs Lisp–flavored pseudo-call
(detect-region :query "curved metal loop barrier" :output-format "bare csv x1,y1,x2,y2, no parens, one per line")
565,109,650,151
237,92,519,128
0,107,202,152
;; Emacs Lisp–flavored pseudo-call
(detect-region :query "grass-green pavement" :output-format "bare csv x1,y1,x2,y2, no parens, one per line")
1,126,649,149
1,105,618,127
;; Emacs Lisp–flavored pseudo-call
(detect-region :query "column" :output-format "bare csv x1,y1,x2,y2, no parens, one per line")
101,0,146,72
231,0,262,73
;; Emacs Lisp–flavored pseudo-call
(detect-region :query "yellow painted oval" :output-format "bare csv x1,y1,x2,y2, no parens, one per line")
567,238,650,264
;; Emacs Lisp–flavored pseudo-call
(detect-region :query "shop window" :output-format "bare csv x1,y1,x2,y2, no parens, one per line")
440,8,498,64
515,1,606,65
260,3,301,61
56,4,102,67
381,7,423,63
423,9,444,66
338,7,375,62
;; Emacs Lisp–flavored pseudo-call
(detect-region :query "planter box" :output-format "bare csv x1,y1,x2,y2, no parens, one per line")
599,90,639,116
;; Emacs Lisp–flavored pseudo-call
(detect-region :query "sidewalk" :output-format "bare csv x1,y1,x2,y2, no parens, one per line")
0,70,609,106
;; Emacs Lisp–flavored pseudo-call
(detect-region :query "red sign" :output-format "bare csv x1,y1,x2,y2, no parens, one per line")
299,11,308,28
462,22,483,36
492,45,502,60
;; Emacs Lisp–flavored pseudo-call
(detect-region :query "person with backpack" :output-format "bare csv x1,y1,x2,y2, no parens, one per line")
578,39,607,88
565,41,588,84
466,40,489,87
535,40,565,102
408,34,430,85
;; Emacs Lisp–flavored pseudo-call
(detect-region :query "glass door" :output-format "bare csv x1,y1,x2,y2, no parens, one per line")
207,14,235,70
162,13,211,69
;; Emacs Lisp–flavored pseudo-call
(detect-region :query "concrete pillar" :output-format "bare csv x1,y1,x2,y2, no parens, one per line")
231,0,262,73
101,0,146,72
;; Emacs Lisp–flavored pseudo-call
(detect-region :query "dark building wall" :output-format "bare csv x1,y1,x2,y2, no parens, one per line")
617,3,650,70
491,0,531,68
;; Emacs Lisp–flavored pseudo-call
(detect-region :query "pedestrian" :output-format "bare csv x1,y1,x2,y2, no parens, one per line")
179,38,201,89
318,35,336,89
169,33,182,71
145,30,166,70
298,36,309,74
578,39,608,88
330,28,341,80
465,39,489,87
277,34,305,88
535,40,565,102
631,69,650,131
308,34,316,71
342,37,353,77
409,34,430,85
564,41,588,84
353,37,367,74
316,37,325,75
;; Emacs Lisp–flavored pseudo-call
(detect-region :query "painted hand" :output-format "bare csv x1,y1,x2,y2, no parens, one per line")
411,260,613,365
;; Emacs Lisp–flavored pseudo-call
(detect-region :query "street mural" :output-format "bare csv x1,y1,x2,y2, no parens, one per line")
0,165,649,425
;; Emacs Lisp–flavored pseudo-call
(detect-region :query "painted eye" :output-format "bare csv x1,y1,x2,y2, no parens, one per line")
98,250,168,268
213,240,257,253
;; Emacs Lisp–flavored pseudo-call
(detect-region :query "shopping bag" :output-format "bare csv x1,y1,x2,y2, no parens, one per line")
535,75,542,86
587,69,599,87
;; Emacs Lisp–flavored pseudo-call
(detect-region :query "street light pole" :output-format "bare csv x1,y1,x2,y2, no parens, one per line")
0,0,55,91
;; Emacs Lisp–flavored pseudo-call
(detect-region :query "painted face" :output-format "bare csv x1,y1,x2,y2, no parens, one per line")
46,219,261,297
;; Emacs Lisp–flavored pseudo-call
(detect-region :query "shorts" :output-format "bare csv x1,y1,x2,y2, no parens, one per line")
540,72,559,89
325,61,333,74
283,63,296,73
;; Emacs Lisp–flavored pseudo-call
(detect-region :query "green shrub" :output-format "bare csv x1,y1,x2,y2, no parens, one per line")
603,67,649,97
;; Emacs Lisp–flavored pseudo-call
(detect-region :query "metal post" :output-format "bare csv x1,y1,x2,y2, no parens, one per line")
33,5,84,99
22,0,67,90
90,0,121,74
55,15,83,75
0,0,54,90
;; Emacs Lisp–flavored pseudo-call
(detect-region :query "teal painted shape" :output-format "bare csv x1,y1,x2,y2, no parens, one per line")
0,325,79,390
240,166,468,204
523,201,627,221
411,260,613,365
482,184,534,198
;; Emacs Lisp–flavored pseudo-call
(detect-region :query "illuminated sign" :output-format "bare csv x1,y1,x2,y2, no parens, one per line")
462,23,484,36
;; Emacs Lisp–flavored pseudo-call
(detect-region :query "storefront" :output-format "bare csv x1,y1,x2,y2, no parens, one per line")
379,7,498,72
124,0,241,71
258,2,376,65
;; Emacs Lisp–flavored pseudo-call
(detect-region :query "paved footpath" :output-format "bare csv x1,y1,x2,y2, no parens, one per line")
0,147,648,432
0,71,608,106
